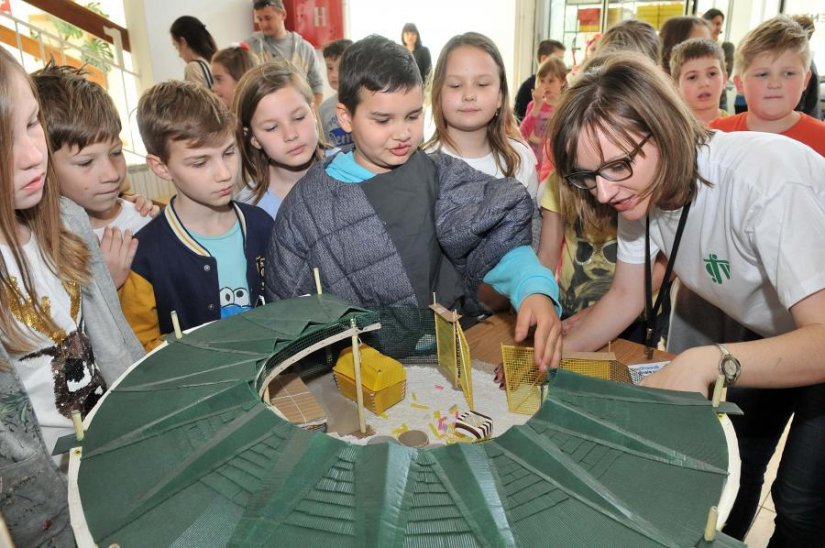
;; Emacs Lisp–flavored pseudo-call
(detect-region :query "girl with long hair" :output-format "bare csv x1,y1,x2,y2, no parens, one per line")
0,48,143,545
424,32,537,200
234,60,324,219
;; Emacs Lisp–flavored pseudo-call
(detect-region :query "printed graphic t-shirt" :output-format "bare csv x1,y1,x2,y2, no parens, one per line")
191,222,251,318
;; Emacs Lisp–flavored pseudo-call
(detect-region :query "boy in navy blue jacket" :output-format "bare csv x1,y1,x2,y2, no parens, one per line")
266,35,562,367
121,81,273,351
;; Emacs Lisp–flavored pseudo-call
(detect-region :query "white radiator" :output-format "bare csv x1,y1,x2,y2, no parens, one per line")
126,164,175,203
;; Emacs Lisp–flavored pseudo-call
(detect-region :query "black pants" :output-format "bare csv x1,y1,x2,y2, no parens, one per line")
723,383,825,547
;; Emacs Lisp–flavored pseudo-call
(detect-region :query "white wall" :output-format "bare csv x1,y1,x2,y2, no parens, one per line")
125,0,253,90
346,0,525,100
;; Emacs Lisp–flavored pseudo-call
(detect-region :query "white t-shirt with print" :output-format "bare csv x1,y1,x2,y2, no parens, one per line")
428,138,539,201
618,130,825,338
2,238,77,456
92,198,151,240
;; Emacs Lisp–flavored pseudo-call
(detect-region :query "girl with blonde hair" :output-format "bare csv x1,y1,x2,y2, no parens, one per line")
0,48,143,545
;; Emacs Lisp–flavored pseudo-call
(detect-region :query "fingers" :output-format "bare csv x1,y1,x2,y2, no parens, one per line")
123,230,138,265
533,314,562,370
514,307,532,342
99,226,112,250
531,312,550,367
493,363,505,389
99,228,136,265
125,193,159,217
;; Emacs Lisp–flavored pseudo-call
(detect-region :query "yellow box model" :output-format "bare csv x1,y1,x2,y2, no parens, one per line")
334,344,406,415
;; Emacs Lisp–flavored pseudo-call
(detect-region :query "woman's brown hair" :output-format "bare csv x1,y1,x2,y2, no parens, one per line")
212,45,259,82
550,52,711,230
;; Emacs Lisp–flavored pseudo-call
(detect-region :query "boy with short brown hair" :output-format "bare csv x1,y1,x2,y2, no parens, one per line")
711,15,825,155
319,38,353,149
267,35,562,367
121,80,273,350
670,38,728,124
32,63,152,287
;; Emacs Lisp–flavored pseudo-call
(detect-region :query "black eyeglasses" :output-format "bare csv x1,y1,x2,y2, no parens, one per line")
565,134,651,191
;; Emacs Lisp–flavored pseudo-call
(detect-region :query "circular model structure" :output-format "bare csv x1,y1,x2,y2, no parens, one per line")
69,295,741,547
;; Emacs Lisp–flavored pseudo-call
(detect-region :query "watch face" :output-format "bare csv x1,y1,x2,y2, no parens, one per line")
722,358,739,377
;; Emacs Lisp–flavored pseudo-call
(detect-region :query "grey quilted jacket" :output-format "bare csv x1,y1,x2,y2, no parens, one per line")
265,150,533,313
0,198,144,547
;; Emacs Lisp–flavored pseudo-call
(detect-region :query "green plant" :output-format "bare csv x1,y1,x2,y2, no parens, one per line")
40,1,114,72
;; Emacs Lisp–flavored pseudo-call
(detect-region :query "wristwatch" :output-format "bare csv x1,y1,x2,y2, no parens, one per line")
716,344,741,386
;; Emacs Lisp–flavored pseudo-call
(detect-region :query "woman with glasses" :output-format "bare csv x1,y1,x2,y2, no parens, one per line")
551,52,825,546
538,23,666,344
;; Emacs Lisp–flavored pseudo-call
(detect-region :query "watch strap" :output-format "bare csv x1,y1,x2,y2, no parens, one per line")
716,343,741,386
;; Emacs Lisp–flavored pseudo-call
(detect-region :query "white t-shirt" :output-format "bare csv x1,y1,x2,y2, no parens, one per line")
618,130,825,338
1,238,105,461
92,199,151,240
428,138,539,201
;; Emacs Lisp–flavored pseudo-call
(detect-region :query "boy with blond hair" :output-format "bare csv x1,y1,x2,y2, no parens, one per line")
670,38,728,124
32,64,153,287
711,15,825,154
266,35,562,368
121,81,273,350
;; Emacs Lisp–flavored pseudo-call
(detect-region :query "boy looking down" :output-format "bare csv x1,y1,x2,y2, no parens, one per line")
121,81,273,350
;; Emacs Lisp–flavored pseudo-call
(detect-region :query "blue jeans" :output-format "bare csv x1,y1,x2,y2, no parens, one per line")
722,383,825,547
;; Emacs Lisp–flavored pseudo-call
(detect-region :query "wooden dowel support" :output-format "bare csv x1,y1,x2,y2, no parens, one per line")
350,319,366,434
313,267,322,295
171,310,182,339
704,505,719,541
71,409,85,441
711,374,725,408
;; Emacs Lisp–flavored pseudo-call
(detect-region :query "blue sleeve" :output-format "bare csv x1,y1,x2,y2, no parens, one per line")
482,245,561,314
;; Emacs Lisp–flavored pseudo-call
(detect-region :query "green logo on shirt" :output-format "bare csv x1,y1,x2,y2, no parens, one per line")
704,254,730,284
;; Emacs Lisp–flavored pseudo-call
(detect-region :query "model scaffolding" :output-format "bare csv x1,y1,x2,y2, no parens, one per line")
500,345,547,415
500,348,635,415
429,301,474,410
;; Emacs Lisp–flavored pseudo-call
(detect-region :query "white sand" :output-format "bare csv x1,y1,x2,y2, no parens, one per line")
331,362,532,446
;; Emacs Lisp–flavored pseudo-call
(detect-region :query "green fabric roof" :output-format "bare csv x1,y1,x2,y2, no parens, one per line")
74,295,742,547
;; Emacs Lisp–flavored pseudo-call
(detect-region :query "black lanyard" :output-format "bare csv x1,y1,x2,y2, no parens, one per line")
644,202,691,357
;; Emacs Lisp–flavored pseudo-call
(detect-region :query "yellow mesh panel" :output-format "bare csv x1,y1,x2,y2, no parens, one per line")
560,352,632,384
433,313,458,388
457,324,473,411
501,345,546,415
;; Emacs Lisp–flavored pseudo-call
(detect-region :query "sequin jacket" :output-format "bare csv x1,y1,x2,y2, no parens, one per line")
0,198,144,547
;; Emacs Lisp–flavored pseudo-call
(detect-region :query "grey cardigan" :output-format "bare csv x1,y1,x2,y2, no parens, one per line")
0,198,144,547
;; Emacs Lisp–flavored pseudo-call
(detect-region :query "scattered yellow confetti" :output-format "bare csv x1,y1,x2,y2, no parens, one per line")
391,423,410,437
449,404,459,415
433,410,441,419
379,413,389,420
428,422,444,440
412,392,418,401
411,402,430,410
